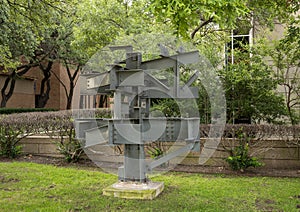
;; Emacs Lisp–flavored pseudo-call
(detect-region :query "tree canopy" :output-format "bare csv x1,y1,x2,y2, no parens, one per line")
148,0,299,40
0,0,299,123
0,0,71,69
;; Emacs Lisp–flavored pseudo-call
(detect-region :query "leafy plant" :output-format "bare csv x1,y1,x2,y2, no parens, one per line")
219,44,287,124
147,145,164,159
151,99,180,117
225,129,263,171
270,18,300,125
147,141,169,168
55,138,83,163
225,145,263,171
0,110,114,161
0,114,38,158
0,127,23,158
151,98,199,118
41,111,84,163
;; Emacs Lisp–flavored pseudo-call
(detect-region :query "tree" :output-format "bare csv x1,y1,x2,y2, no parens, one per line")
271,17,300,124
0,0,174,109
147,0,298,124
0,0,71,107
148,0,248,40
72,0,157,57
148,0,298,41
51,23,82,110
71,0,129,57
219,45,287,124
34,5,79,109
62,0,134,109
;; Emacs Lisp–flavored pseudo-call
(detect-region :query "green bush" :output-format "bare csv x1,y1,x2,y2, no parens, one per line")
225,129,264,171
0,111,72,159
0,109,112,161
0,127,23,158
56,108,111,162
225,145,263,171
54,134,83,163
38,109,111,163
0,108,57,114
147,145,164,158
34,110,83,163
151,99,198,117
0,113,39,158
95,108,112,118
146,141,169,168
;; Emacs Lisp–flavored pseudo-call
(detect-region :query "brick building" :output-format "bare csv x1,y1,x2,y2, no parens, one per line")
0,62,80,110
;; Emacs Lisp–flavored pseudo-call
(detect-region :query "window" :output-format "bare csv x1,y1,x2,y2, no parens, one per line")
225,29,253,65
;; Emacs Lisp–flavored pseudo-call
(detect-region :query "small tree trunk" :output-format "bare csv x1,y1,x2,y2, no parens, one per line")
0,61,38,108
66,83,74,110
36,61,53,108
1,72,16,108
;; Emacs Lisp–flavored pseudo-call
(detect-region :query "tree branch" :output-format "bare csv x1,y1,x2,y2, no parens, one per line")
191,17,214,39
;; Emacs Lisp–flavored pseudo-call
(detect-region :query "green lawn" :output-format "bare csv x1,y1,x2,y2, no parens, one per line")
0,162,299,211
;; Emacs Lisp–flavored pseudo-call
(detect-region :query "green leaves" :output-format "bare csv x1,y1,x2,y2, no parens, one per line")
72,0,157,57
0,0,72,70
73,0,128,56
219,45,287,123
148,0,249,39
225,129,264,171
270,16,300,124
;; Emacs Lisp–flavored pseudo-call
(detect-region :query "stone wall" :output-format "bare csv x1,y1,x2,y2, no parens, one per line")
19,137,300,169
20,136,63,157
185,139,300,169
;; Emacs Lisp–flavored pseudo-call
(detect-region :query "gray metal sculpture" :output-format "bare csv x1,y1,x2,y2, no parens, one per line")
74,45,200,183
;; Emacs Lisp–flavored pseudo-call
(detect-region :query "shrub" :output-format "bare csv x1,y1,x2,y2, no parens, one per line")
200,124,300,141
54,134,83,163
147,142,164,158
199,124,300,171
225,130,263,171
35,110,84,163
0,109,112,161
146,141,170,168
0,126,23,158
39,109,112,162
0,113,40,158
0,108,57,114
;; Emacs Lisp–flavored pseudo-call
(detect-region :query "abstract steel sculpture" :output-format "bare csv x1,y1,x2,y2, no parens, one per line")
74,45,201,198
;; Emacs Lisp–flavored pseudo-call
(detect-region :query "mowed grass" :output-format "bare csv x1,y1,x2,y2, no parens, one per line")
0,162,299,212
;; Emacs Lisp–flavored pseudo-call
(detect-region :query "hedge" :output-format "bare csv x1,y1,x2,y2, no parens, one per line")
0,108,111,159
1,109,299,160
0,108,58,114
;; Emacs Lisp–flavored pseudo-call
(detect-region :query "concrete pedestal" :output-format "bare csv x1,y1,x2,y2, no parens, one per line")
103,181,164,200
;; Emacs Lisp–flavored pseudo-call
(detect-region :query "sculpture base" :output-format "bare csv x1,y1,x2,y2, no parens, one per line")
103,181,164,200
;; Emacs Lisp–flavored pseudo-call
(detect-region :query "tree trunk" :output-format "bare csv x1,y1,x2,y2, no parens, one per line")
66,63,80,110
63,62,80,110
99,95,108,108
0,60,38,107
66,81,74,110
48,60,81,110
35,61,53,108
0,71,16,108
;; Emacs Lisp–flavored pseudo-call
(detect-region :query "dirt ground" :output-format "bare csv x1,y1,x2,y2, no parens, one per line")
1,154,300,178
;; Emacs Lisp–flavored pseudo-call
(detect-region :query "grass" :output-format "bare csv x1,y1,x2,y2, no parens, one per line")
0,162,299,211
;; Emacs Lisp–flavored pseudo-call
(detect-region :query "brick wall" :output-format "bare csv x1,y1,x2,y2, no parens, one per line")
0,75,35,108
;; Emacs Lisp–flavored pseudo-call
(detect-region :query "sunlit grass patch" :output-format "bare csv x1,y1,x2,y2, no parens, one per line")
0,162,299,211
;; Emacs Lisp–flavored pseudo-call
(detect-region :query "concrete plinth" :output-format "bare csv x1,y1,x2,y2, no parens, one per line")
103,181,164,200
